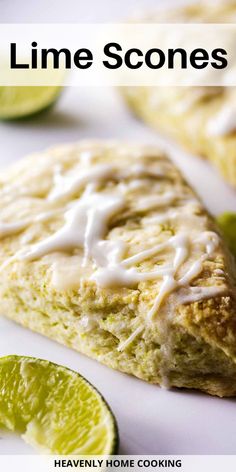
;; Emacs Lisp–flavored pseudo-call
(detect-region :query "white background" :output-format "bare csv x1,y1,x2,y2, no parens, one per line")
1,0,192,23
0,0,236,456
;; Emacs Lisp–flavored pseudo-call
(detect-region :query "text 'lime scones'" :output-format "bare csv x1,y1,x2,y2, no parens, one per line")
0,141,236,397
122,1,236,187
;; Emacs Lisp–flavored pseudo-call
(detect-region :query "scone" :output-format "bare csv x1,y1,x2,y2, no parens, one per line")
0,141,236,397
122,1,236,187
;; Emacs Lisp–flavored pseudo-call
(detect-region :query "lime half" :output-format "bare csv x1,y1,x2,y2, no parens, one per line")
0,356,118,454
217,212,236,259
0,86,62,120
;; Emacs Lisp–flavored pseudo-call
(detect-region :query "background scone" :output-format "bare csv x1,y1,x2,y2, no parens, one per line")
0,141,236,397
123,1,236,187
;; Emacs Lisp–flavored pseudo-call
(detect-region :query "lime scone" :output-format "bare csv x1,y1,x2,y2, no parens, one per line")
123,1,236,187
0,141,236,397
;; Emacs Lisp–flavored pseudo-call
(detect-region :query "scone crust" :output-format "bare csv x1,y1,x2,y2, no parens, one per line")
122,1,236,187
0,141,236,397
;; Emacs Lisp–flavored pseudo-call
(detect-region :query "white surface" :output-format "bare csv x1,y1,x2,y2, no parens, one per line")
1,0,236,457
1,0,193,23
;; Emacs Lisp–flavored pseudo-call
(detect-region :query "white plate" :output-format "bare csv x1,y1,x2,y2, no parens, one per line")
0,87,236,455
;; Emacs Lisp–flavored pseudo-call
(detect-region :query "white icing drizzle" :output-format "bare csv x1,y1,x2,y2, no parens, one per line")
0,208,64,240
146,232,219,321
214,268,224,276
117,325,143,352
179,286,227,304
80,150,96,166
143,201,202,227
48,164,115,202
207,104,236,136
0,220,29,238
0,156,225,356
135,191,176,212
20,191,125,268
91,264,173,289
48,160,174,203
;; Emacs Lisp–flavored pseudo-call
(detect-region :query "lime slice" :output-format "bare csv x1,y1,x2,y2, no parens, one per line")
217,212,236,259
0,355,118,454
0,86,62,120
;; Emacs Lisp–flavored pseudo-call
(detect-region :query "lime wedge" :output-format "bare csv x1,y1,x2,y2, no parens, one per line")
0,86,62,120
217,212,236,259
0,356,118,454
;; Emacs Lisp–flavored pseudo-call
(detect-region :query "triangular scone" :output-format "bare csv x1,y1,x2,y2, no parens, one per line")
0,141,236,397
122,1,236,187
